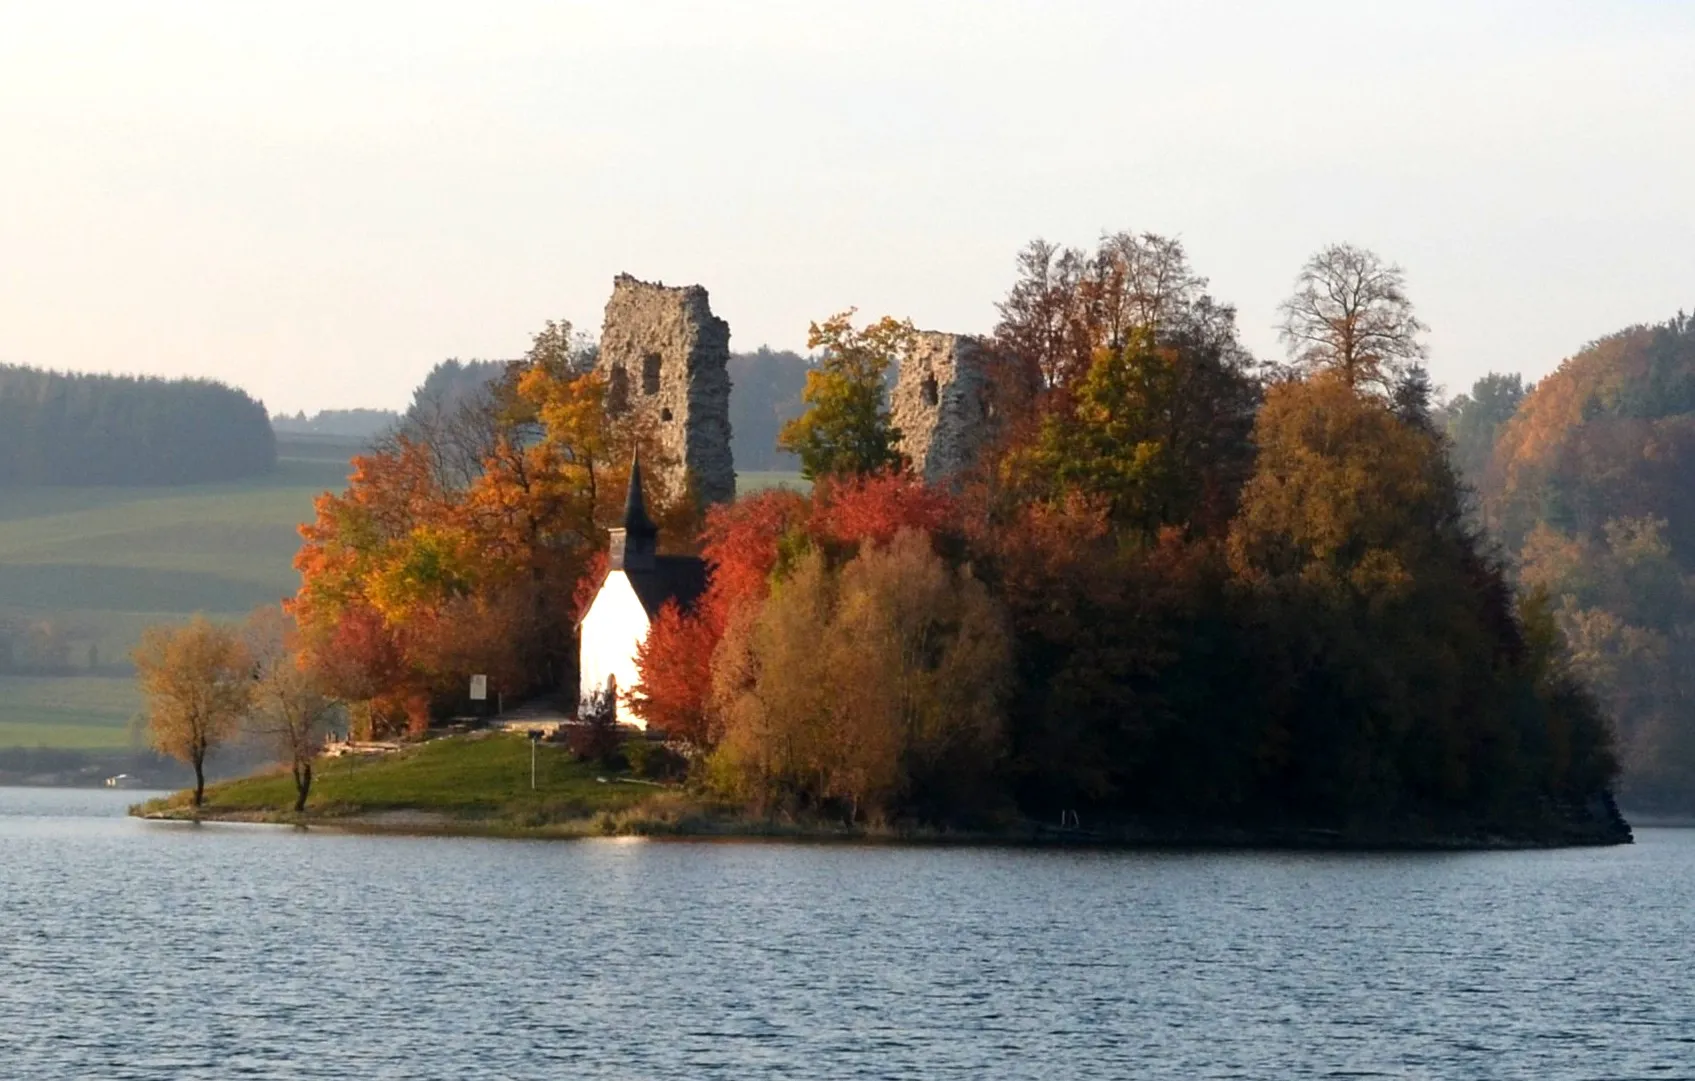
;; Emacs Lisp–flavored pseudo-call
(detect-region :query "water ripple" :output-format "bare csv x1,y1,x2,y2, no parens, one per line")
1,788,1691,1079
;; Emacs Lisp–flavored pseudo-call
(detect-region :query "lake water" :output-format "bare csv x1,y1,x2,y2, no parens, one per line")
1,788,1691,1079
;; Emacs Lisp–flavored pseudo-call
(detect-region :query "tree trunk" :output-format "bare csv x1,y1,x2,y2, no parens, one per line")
192,754,206,808
293,760,312,814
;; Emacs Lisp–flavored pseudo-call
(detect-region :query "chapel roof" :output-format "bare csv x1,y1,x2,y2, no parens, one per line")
624,555,710,618
592,457,708,620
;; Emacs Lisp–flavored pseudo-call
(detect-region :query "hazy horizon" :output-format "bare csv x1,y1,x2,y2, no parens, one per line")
3,1,1692,414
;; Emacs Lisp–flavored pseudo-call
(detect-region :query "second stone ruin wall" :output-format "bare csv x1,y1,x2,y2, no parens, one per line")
891,331,998,486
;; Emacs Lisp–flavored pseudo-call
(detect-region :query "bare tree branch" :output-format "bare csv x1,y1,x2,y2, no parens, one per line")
1277,243,1427,393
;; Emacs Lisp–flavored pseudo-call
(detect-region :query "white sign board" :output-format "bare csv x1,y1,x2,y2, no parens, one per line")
469,674,488,701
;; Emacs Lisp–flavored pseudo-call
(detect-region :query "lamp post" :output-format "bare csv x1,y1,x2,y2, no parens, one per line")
528,728,541,791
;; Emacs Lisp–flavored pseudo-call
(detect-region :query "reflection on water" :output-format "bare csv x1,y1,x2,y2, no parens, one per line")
1,787,1691,1079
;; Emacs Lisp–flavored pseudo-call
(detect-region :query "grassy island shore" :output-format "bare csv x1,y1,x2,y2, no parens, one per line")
130,732,1633,849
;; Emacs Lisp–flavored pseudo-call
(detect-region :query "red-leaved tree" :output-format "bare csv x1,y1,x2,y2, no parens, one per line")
809,470,957,553
629,601,721,744
630,490,809,746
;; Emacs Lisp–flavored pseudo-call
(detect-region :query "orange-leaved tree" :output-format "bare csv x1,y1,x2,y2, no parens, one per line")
291,321,689,737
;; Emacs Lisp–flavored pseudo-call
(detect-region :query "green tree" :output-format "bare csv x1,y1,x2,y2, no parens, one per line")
778,311,908,480
1443,372,1527,487
0,364,274,486
1012,327,1258,537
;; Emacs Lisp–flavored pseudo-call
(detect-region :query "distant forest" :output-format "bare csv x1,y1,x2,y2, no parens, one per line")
400,359,510,430
0,365,274,486
272,408,398,439
728,348,808,472
1443,313,1695,813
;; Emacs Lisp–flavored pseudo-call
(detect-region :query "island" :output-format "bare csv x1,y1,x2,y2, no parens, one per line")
126,253,1656,850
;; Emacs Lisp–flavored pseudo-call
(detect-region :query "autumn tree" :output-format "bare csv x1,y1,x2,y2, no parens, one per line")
244,605,340,812
993,231,1253,402
628,600,720,745
1519,517,1694,809
696,488,814,627
522,318,597,379
1515,589,1624,800
618,247,1637,834
133,617,253,807
1229,374,1483,812
991,233,1262,539
993,239,1095,394
709,531,1010,822
1485,315,1695,558
1466,313,1695,811
630,477,954,748
1008,327,1258,537
291,443,462,737
778,311,910,480
627,489,810,748
291,317,685,737
825,531,1009,818
808,470,958,554
1093,231,1208,343
963,494,1152,808
1278,244,1427,393
1228,373,1616,815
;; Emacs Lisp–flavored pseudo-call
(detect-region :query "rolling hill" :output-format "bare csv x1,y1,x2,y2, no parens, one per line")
0,436,358,747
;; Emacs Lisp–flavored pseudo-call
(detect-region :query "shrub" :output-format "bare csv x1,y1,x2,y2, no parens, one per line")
622,738,687,780
566,689,624,765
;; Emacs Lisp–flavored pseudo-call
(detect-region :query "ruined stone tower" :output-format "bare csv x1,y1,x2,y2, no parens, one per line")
890,332,1000,486
598,274,735,507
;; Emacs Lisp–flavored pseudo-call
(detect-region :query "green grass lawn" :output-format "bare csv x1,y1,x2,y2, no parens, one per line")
155,733,656,823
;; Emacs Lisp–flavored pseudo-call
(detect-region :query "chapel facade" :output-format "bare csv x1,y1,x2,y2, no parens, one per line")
576,459,707,728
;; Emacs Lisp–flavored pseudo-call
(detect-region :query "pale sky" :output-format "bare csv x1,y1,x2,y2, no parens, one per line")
2,1,1692,414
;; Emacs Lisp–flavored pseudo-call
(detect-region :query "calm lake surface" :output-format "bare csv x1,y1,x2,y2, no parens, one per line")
1,788,1691,1079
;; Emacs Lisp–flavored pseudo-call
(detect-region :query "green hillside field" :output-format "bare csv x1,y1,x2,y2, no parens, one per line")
0,445,803,750
0,436,358,749
738,471,810,493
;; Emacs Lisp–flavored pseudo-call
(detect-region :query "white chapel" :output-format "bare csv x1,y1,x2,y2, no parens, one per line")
576,459,707,728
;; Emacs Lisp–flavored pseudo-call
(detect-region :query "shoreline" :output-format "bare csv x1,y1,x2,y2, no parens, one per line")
123,733,1635,851
132,804,1635,851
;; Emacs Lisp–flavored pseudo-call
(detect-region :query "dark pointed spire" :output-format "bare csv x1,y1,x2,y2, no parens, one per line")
608,454,657,571
622,454,658,537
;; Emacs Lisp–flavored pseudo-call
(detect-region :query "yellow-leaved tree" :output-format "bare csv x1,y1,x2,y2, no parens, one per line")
244,605,341,813
133,617,254,808
709,530,1010,822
